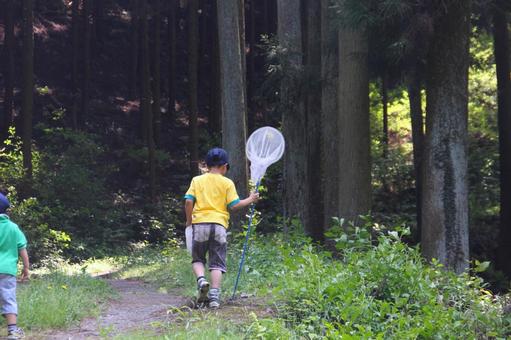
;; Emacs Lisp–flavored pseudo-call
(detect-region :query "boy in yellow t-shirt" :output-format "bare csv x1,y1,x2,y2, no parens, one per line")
184,148,259,308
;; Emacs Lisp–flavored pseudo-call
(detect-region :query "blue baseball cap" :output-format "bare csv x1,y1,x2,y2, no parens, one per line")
206,148,229,167
0,193,10,213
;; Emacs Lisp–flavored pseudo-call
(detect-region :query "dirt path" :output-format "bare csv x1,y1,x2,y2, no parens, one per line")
46,279,188,339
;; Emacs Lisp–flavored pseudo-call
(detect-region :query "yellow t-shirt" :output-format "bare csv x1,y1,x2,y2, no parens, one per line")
184,173,240,229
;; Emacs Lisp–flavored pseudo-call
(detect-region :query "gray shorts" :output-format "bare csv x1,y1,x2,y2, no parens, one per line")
191,223,227,273
0,274,17,315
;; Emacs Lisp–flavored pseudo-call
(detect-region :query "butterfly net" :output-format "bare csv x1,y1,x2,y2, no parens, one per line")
246,126,285,184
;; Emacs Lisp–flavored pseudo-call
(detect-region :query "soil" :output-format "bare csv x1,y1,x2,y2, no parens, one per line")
39,279,273,339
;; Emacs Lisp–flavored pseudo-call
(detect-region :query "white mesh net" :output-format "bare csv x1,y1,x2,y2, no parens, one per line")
246,126,285,183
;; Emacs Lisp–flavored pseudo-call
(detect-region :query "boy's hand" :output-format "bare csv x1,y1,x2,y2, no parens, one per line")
20,267,29,282
249,192,260,204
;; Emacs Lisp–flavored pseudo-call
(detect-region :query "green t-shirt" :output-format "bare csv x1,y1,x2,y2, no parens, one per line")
0,214,27,276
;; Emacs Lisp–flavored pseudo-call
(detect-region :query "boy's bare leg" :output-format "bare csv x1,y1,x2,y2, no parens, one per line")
192,262,206,278
210,269,222,289
5,314,15,325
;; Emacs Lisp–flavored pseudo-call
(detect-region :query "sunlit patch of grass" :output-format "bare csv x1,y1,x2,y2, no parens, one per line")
17,271,115,331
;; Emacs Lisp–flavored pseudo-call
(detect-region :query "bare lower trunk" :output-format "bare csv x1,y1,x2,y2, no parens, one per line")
81,0,92,123
71,0,80,129
2,0,16,140
493,6,511,276
321,0,339,230
421,1,471,274
129,0,140,99
152,0,162,145
189,0,200,176
277,0,307,228
21,0,34,188
408,67,424,242
209,0,222,133
304,0,323,241
167,0,177,120
337,28,371,223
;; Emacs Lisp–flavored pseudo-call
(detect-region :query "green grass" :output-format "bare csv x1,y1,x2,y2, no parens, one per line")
17,271,115,330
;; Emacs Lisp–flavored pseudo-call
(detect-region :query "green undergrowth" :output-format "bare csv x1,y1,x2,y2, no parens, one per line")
117,225,510,339
17,271,114,331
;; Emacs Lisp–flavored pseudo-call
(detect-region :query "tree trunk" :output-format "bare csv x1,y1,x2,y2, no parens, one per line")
71,0,80,129
337,27,371,223
277,0,307,228
129,0,140,99
421,1,471,274
140,0,156,200
321,0,339,231
188,0,200,176
217,0,249,228
382,74,389,159
81,0,92,123
493,6,511,276
167,0,177,121
304,0,323,241
408,67,424,243
2,0,16,141
247,0,257,133
21,0,34,186
209,0,221,133
152,0,162,146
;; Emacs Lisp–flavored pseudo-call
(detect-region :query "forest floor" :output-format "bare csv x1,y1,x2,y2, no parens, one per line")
41,277,273,339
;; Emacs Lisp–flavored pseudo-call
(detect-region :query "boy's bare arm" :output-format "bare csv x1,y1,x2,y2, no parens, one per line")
185,199,194,226
19,248,29,281
230,192,260,211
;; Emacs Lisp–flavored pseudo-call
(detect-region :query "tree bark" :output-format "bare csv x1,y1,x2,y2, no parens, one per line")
140,0,156,200
382,74,389,159
21,0,34,185
71,0,80,129
304,0,323,241
209,0,222,133
337,27,371,223
421,1,471,274
167,0,177,121
129,0,140,99
408,67,424,243
277,0,307,227
188,0,200,176
217,0,249,227
321,0,339,230
493,6,511,276
152,0,162,145
247,0,257,133
81,0,92,123
2,0,16,141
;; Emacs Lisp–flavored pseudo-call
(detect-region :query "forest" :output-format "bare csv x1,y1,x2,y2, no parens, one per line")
0,0,510,338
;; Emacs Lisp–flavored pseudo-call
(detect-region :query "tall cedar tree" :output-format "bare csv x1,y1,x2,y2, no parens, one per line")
129,0,140,99
21,0,34,186
140,0,157,199
167,0,177,121
188,0,200,176
421,1,471,273
277,0,308,227
408,65,424,242
71,0,80,129
81,0,92,122
152,0,162,145
493,4,511,276
381,74,389,159
3,0,16,140
321,0,339,230
247,0,256,133
217,0,249,228
209,0,222,133
336,27,371,222
304,0,324,241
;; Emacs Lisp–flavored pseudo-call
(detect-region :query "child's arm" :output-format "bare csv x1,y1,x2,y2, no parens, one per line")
230,192,259,211
19,248,29,281
185,199,194,226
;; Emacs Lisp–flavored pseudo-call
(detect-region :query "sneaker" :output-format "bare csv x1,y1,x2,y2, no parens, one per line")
197,278,210,304
7,327,24,340
208,288,220,309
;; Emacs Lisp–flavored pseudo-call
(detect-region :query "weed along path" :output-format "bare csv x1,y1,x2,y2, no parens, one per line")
47,279,187,339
